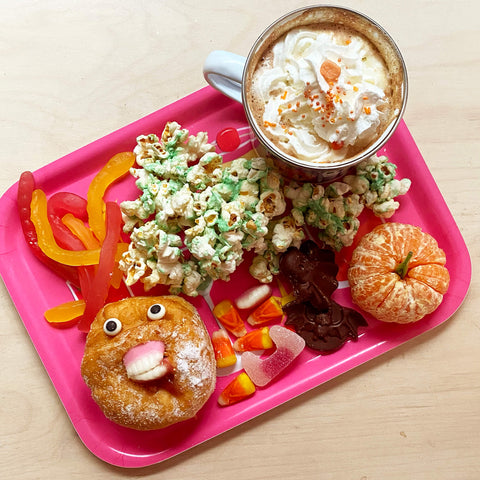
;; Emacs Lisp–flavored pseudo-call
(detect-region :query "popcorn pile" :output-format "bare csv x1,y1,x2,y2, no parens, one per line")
282,155,412,251
119,122,291,296
119,122,411,296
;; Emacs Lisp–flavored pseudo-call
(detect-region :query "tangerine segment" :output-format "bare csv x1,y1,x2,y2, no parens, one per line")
350,272,397,311
350,248,397,270
408,264,450,294
372,278,444,324
348,264,392,285
353,223,447,267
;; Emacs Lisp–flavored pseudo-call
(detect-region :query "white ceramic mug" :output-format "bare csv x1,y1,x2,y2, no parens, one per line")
203,51,246,103
203,5,408,183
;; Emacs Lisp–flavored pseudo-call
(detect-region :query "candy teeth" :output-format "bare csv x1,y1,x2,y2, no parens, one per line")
128,362,172,382
123,341,172,382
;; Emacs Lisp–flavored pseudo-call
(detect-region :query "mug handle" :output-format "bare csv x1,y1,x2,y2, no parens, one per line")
203,50,246,103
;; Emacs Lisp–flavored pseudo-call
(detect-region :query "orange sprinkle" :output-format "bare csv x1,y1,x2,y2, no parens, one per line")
281,91,287,100
364,106,371,114
264,120,277,128
363,96,369,100
278,108,283,115
353,86,359,92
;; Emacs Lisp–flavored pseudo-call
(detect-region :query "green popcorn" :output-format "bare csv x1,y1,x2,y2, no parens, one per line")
284,182,313,211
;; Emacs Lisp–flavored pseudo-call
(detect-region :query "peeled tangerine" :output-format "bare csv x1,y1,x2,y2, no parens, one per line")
241,325,305,387
348,222,450,324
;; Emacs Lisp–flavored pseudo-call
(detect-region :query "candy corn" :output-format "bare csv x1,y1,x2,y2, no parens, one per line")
211,329,237,368
213,299,247,337
218,372,256,406
233,327,274,352
247,296,284,326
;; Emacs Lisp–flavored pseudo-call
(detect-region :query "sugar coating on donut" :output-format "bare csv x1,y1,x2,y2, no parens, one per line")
81,296,216,430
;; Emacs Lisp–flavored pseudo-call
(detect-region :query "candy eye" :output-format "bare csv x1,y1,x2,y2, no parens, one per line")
148,303,166,320
103,318,122,336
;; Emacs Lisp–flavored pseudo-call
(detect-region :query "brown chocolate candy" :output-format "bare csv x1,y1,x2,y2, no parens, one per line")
279,240,367,353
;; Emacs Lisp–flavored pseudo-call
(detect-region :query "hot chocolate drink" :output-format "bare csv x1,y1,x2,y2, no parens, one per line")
244,7,406,165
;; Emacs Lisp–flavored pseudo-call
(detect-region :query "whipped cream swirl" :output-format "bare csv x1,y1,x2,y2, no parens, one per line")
253,27,389,163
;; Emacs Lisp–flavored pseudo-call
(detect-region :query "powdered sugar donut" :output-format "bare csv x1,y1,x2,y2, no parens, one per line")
81,296,216,430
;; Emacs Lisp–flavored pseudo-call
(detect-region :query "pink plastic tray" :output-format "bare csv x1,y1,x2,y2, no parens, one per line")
0,87,471,468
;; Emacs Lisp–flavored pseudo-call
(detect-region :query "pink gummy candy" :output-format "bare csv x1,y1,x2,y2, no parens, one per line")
241,325,305,386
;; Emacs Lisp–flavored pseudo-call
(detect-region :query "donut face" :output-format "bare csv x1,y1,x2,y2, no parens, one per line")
81,296,216,430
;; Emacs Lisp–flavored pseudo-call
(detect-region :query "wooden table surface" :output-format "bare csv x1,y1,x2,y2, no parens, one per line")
1,1,478,478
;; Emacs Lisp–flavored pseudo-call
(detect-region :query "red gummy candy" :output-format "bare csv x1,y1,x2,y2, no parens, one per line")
241,325,305,386
216,127,241,152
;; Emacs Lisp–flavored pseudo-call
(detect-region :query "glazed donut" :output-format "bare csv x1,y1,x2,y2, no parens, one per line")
81,296,216,430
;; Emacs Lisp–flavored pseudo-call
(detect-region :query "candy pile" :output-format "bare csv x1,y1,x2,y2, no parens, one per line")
18,152,135,331
280,241,367,352
212,284,306,406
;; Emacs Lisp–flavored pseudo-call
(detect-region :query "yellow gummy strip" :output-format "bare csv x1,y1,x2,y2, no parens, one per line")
87,151,135,243
31,189,102,266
